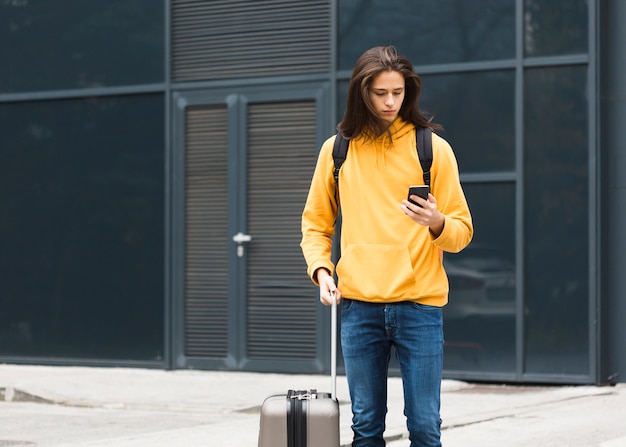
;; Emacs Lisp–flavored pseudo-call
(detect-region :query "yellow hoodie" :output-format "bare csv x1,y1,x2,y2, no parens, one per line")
300,118,473,306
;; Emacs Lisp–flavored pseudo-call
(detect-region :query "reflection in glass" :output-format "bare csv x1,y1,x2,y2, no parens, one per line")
0,1,164,93
524,0,588,56
524,66,589,375
444,183,516,373
421,71,515,173
338,0,515,69
0,95,165,360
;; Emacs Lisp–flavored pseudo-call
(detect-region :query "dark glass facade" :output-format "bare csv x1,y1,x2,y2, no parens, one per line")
524,66,589,375
444,183,517,373
1,0,621,383
0,1,165,362
0,0,164,93
0,95,165,360
524,0,588,56
420,71,516,173
338,0,516,68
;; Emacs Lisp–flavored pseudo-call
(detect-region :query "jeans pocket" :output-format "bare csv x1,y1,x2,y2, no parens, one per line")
341,298,354,314
411,302,442,312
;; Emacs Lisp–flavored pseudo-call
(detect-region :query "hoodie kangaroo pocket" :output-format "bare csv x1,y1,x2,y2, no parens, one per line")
336,244,417,299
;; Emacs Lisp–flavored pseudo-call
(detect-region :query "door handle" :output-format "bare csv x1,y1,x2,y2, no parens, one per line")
232,232,252,257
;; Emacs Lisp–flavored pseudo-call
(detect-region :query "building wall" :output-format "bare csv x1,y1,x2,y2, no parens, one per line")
0,0,621,384
0,1,166,364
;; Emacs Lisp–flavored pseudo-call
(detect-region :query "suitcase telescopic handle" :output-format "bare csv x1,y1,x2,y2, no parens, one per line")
331,291,337,400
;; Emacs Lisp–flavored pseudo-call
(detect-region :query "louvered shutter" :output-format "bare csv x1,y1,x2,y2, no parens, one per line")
184,105,229,358
246,101,319,361
171,0,331,82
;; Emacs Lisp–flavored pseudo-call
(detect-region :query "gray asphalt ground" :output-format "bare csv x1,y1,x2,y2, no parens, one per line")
1,364,625,447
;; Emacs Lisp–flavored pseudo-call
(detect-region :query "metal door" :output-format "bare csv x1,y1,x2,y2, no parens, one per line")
171,85,329,372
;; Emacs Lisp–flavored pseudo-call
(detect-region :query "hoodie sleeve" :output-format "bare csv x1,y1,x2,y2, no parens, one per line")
429,134,474,253
300,136,340,285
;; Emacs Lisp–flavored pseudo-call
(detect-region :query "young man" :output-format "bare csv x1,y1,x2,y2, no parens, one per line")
300,46,473,446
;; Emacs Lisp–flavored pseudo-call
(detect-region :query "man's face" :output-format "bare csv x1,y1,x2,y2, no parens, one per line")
369,70,405,126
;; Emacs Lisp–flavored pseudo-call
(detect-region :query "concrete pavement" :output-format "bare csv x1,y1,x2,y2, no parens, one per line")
1,364,625,446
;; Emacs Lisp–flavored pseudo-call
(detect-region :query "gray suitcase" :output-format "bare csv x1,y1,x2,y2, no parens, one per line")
258,298,340,447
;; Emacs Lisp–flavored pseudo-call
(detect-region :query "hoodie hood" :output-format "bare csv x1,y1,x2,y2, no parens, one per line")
386,117,415,141
356,117,415,145
355,118,416,169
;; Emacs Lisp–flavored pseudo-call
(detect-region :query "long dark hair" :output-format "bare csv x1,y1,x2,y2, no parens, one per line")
337,46,441,140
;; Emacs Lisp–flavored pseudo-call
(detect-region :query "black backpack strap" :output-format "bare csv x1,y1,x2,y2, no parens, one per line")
332,132,349,206
332,132,349,185
416,127,433,187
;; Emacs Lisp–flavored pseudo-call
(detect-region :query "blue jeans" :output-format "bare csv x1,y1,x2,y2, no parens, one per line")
341,299,443,447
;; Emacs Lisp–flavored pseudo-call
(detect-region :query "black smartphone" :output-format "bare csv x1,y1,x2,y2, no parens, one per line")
408,185,429,208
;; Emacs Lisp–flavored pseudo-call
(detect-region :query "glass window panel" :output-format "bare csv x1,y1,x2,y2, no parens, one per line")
524,0,588,57
0,94,165,361
444,182,516,374
0,1,164,93
421,71,515,173
338,0,515,69
524,66,589,375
